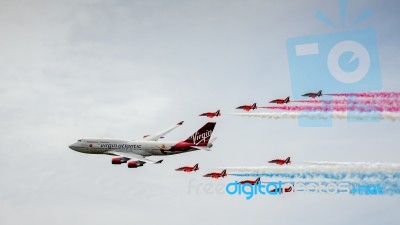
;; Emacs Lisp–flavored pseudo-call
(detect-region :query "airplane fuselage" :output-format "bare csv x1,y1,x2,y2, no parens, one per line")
69,138,200,156
68,122,216,167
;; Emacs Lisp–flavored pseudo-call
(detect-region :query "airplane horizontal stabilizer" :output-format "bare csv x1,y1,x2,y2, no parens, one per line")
193,146,212,151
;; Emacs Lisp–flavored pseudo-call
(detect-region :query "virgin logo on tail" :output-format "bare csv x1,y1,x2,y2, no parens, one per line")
183,122,216,146
190,130,213,145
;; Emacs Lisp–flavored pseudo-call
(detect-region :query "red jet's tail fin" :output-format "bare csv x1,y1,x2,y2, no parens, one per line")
285,97,290,103
252,103,257,109
221,169,227,177
285,157,291,164
183,122,216,146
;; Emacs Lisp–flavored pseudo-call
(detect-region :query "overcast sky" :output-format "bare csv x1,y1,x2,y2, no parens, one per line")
1,0,399,224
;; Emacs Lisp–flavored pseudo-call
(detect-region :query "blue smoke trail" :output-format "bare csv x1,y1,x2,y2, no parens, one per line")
230,172,400,195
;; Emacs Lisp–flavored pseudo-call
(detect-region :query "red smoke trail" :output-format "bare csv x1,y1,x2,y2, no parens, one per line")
265,92,400,113
294,99,400,106
263,105,400,112
233,112,400,121
325,92,400,98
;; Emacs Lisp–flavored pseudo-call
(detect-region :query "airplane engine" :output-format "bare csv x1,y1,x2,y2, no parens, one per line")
127,161,144,168
111,157,129,164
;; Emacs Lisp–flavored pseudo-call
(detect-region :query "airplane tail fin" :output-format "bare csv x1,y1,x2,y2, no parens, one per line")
252,103,257,109
286,157,291,164
222,169,227,177
318,90,322,96
208,137,217,146
285,97,290,103
256,177,261,184
194,163,199,170
216,110,221,116
183,122,216,146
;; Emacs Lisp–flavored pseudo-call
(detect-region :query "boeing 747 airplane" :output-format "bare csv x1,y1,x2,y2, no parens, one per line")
69,121,217,168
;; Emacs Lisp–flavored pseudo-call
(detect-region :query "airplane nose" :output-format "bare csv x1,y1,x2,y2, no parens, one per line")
69,143,78,151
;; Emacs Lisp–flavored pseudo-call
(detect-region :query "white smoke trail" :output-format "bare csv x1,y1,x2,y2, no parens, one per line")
232,112,400,121
222,162,400,174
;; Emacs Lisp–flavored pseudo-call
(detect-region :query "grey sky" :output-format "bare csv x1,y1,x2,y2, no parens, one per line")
1,0,399,224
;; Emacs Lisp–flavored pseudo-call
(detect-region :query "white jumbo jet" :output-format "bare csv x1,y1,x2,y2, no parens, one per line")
69,121,217,168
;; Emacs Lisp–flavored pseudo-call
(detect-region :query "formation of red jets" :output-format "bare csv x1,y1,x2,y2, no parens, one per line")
182,91,318,187
233,90,323,111
197,90,323,116
175,156,291,185
175,164,292,193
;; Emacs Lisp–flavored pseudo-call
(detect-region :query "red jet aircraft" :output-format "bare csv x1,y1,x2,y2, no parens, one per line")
175,163,199,172
302,90,322,98
269,97,290,104
199,110,221,118
239,177,261,185
270,185,293,193
203,169,227,179
236,103,257,111
268,157,291,165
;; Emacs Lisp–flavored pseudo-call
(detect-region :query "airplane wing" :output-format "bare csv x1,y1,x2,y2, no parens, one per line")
142,121,184,141
108,151,163,164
